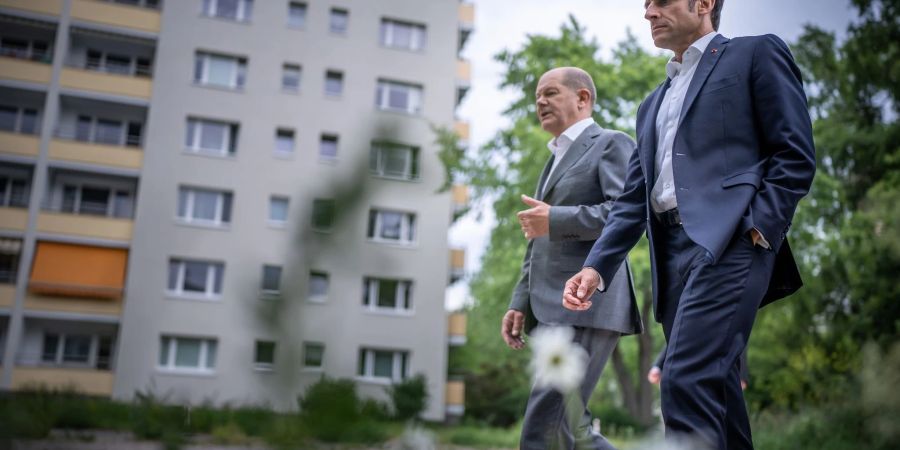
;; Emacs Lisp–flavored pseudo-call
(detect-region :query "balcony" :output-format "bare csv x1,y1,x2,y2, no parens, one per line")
24,291,123,316
458,2,474,52
445,379,465,417
40,168,138,241
50,139,142,170
0,131,38,159
450,247,465,283
0,207,28,231
60,67,152,101
456,59,471,106
70,0,161,35
0,0,63,17
12,366,114,395
0,284,14,308
28,241,128,302
448,312,467,346
0,55,53,86
37,211,133,242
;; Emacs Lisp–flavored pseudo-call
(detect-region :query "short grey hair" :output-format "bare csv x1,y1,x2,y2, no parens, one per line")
560,67,596,104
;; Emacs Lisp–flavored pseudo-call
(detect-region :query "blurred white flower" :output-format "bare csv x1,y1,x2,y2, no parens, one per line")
530,326,588,393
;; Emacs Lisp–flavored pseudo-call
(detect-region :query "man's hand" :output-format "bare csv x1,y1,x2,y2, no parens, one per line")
517,195,550,239
648,366,662,385
750,228,763,246
562,267,601,311
501,309,526,350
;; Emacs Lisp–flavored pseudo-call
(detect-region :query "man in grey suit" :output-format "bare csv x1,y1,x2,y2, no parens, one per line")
501,67,642,450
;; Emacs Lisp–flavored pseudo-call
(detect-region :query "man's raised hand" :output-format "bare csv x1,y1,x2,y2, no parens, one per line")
517,195,550,239
562,267,601,311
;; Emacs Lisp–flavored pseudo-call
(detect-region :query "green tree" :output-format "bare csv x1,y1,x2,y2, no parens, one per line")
441,16,668,426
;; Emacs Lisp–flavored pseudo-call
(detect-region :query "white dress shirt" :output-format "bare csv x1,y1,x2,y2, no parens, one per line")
543,117,595,195
650,31,718,214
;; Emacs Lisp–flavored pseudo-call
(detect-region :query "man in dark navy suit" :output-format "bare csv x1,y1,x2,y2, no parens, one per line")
562,0,816,448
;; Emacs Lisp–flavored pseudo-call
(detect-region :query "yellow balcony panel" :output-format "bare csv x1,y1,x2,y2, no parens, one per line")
50,139,142,170
36,211,133,242
0,131,41,158
0,284,14,308
458,3,474,27
456,59,471,83
24,292,122,316
446,380,465,406
0,206,29,231
71,0,160,34
0,55,52,85
0,0,63,16
60,67,152,100
454,121,470,142
450,248,466,270
451,185,469,208
448,312,467,346
12,366,114,396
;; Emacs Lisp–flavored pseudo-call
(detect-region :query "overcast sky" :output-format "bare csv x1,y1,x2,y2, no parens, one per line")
446,0,852,310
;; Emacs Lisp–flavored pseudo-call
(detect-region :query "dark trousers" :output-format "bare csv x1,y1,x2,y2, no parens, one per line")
520,326,619,450
654,221,775,450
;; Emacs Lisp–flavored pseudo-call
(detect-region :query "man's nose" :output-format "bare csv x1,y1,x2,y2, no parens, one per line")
644,5,659,20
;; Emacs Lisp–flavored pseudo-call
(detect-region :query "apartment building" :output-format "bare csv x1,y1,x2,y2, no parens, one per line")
0,0,472,422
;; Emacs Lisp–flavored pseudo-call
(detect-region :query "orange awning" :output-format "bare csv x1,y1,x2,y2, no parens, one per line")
29,241,127,299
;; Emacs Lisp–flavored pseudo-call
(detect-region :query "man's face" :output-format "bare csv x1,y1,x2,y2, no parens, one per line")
644,0,705,52
535,71,584,137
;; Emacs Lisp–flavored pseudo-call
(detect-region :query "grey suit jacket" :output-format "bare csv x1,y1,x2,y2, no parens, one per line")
509,123,642,335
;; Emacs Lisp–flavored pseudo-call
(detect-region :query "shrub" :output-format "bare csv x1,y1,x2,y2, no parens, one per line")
297,377,361,442
388,374,429,421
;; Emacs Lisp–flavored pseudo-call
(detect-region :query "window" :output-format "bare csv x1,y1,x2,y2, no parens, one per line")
158,336,217,373
72,115,142,147
363,278,413,312
0,238,22,284
269,195,289,225
324,70,343,96
254,340,275,369
0,105,39,135
368,209,416,244
177,187,232,226
167,258,225,299
319,134,338,159
275,128,295,154
0,176,29,208
0,37,50,62
376,80,423,114
282,64,301,91
370,142,419,180
60,184,134,218
380,19,427,51
41,333,92,365
308,271,328,301
85,49,152,77
202,0,253,22
312,198,335,231
358,348,408,382
329,8,349,34
194,52,247,89
303,342,324,369
288,2,306,28
185,118,238,156
261,265,281,294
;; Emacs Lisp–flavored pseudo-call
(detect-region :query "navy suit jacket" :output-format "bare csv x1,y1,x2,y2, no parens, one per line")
583,34,816,321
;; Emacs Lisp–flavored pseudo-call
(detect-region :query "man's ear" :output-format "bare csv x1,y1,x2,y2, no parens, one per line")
578,89,592,109
697,0,715,15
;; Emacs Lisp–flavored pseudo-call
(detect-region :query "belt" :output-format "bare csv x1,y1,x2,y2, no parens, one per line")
654,207,683,227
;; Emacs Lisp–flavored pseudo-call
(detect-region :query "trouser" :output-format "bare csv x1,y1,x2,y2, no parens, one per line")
654,222,775,450
520,325,619,450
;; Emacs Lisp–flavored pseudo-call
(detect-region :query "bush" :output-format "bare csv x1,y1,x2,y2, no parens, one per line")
388,373,429,421
210,422,251,445
298,377,361,442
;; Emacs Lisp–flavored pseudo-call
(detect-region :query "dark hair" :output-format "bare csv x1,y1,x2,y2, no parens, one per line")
561,68,596,104
689,0,724,30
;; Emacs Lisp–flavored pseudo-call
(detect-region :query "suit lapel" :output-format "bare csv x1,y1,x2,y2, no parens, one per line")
540,123,601,199
678,34,730,126
534,155,555,199
641,81,669,184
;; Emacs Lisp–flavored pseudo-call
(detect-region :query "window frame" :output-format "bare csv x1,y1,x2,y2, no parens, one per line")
375,80,423,114
194,51,247,90
287,2,307,28
380,18,427,51
324,70,343,97
59,181,134,218
260,264,282,296
302,342,325,370
177,186,232,227
363,277,414,314
307,270,329,303
202,0,253,22
0,105,39,135
253,340,276,370
268,195,289,226
370,142,419,181
357,348,409,383
158,335,218,375
185,117,238,156
329,8,349,34
281,64,301,92
41,333,96,367
166,258,225,300
367,209,417,244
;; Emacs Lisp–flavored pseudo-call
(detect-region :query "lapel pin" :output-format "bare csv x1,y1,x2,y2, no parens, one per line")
711,48,718,54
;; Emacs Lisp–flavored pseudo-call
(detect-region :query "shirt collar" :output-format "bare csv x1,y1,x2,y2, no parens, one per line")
547,117,596,155
665,31,719,79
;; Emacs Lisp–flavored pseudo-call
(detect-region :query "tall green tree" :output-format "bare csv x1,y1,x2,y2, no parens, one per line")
441,16,668,426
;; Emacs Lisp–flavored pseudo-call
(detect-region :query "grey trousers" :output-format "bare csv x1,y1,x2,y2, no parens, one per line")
520,326,620,450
